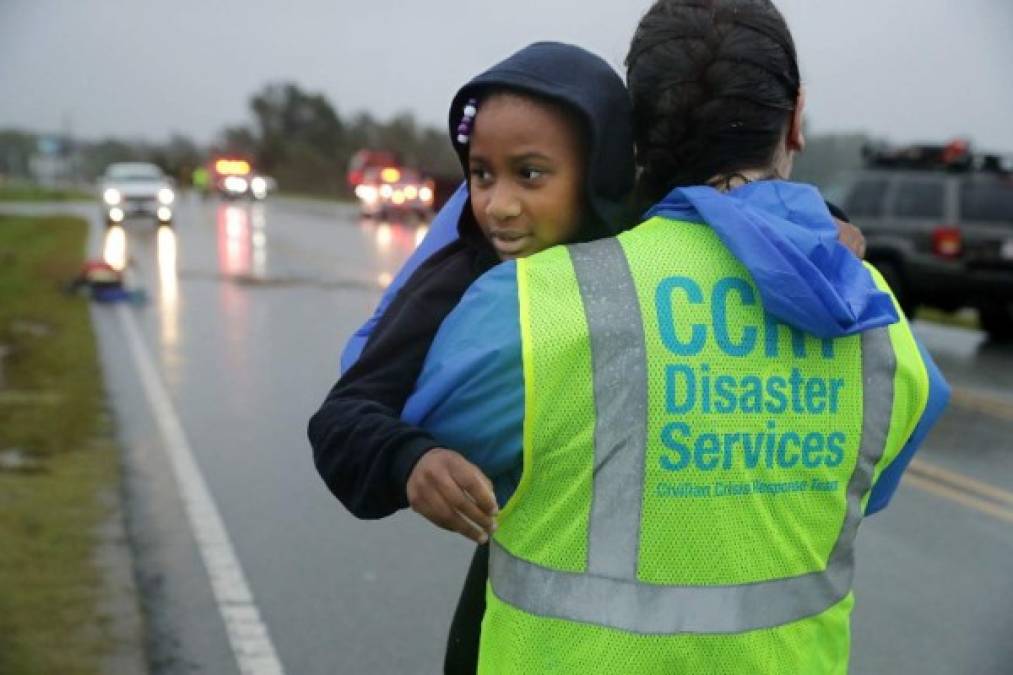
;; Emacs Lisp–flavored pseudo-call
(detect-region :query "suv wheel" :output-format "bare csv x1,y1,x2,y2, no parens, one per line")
873,261,917,318
979,303,1013,342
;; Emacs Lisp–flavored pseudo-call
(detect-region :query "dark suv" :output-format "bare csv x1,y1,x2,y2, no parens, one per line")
837,144,1013,339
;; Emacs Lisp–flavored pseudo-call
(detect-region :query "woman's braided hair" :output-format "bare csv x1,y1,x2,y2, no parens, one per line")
626,0,801,202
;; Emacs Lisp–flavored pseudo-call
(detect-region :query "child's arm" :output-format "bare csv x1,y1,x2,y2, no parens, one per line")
308,240,485,519
401,262,526,540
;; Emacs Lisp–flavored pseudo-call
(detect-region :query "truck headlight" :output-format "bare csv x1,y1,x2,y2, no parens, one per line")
158,188,175,205
224,176,248,193
355,185,378,203
103,188,121,205
250,176,267,198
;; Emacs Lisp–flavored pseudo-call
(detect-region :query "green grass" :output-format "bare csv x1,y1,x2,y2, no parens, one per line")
0,214,121,674
915,307,981,331
0,181,92,202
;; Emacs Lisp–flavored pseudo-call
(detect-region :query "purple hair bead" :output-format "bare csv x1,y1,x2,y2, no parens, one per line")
456,98,479,145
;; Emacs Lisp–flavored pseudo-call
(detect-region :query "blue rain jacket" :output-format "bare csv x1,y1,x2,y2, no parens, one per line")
399,181,950,513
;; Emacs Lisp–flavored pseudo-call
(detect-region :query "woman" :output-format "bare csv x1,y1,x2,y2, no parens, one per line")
396,0,949,672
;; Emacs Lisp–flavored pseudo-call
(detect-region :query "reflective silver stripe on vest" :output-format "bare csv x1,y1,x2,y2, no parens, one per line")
569,239,649,579
828,327,896,572
490,237,898,635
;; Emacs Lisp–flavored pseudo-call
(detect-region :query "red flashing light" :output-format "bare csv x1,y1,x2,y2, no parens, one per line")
932,226,963,259
942,139,970,165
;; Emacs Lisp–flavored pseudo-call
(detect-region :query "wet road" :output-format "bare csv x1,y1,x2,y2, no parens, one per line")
90,196,470,675
10,195,1013,673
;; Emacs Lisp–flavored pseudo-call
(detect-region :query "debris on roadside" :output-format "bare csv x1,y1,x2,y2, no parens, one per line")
65,260,147,305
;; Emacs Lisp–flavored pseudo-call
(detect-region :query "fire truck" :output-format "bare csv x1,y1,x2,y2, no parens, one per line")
347,150,435,217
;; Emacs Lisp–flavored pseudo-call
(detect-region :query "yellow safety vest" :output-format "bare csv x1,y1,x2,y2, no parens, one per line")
479,217,930,674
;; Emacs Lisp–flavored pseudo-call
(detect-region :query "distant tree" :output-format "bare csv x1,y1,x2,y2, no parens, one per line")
79,138,144,179
148,133,205,183
211,82,463,196
413,126,462,178
218,125,259,158
0,130,38,179
250,82,345,171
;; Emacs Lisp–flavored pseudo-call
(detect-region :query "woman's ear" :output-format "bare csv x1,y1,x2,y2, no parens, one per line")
788,86,806,153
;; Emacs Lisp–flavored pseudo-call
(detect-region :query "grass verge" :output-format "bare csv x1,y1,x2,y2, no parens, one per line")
915,307,981,331
0,181,92,202
0,214,122,674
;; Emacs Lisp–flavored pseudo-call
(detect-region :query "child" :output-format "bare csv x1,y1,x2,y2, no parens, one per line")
308,41,638,673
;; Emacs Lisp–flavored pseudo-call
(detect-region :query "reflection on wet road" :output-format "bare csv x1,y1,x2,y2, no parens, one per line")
15,194,1010,674
89,195,460,674
102,224,127,271
156,225,180,373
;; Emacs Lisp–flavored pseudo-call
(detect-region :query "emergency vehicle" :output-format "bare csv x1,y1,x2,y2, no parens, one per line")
347,150,434,217
354,166,435,218
347,149,399,191
211,157,271,200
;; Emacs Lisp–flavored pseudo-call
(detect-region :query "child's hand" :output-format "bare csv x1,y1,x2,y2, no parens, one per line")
407,448,499,544
834,218,866,259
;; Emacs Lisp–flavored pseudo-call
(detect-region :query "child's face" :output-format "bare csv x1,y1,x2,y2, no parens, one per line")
467,93,585,260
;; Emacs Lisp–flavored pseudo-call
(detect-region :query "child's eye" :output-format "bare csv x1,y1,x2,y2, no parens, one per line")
470,167,493,185
520,167,547,182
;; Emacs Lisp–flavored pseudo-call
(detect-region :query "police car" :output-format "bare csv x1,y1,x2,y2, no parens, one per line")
99,162,175,226
835,141,1013,340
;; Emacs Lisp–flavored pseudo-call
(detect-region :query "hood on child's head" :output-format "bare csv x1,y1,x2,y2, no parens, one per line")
448,41,636,241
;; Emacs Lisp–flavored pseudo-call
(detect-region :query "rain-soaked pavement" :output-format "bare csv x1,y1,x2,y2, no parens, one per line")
6,195,1012,673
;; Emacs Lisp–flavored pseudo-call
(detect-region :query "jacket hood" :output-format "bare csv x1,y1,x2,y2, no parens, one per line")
644,181,899,338
448,41,636,241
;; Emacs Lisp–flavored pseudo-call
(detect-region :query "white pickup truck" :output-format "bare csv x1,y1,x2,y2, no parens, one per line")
99,162,176,226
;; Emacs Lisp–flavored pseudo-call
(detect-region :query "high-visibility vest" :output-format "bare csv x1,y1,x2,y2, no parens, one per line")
478,217,930,674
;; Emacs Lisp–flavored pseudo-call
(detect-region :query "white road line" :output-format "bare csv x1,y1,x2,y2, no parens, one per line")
116,304,285,675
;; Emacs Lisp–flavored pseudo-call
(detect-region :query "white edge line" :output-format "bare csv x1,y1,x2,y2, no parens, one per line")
116,304,285,675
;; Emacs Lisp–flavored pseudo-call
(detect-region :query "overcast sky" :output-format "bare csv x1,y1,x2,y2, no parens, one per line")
2,0,1011,152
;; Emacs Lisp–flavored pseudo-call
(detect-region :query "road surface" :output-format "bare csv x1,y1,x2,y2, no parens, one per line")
7,195,1010,673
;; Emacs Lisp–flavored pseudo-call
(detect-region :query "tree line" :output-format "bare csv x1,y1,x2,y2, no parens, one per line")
0,82,463,198
0,82,873,197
